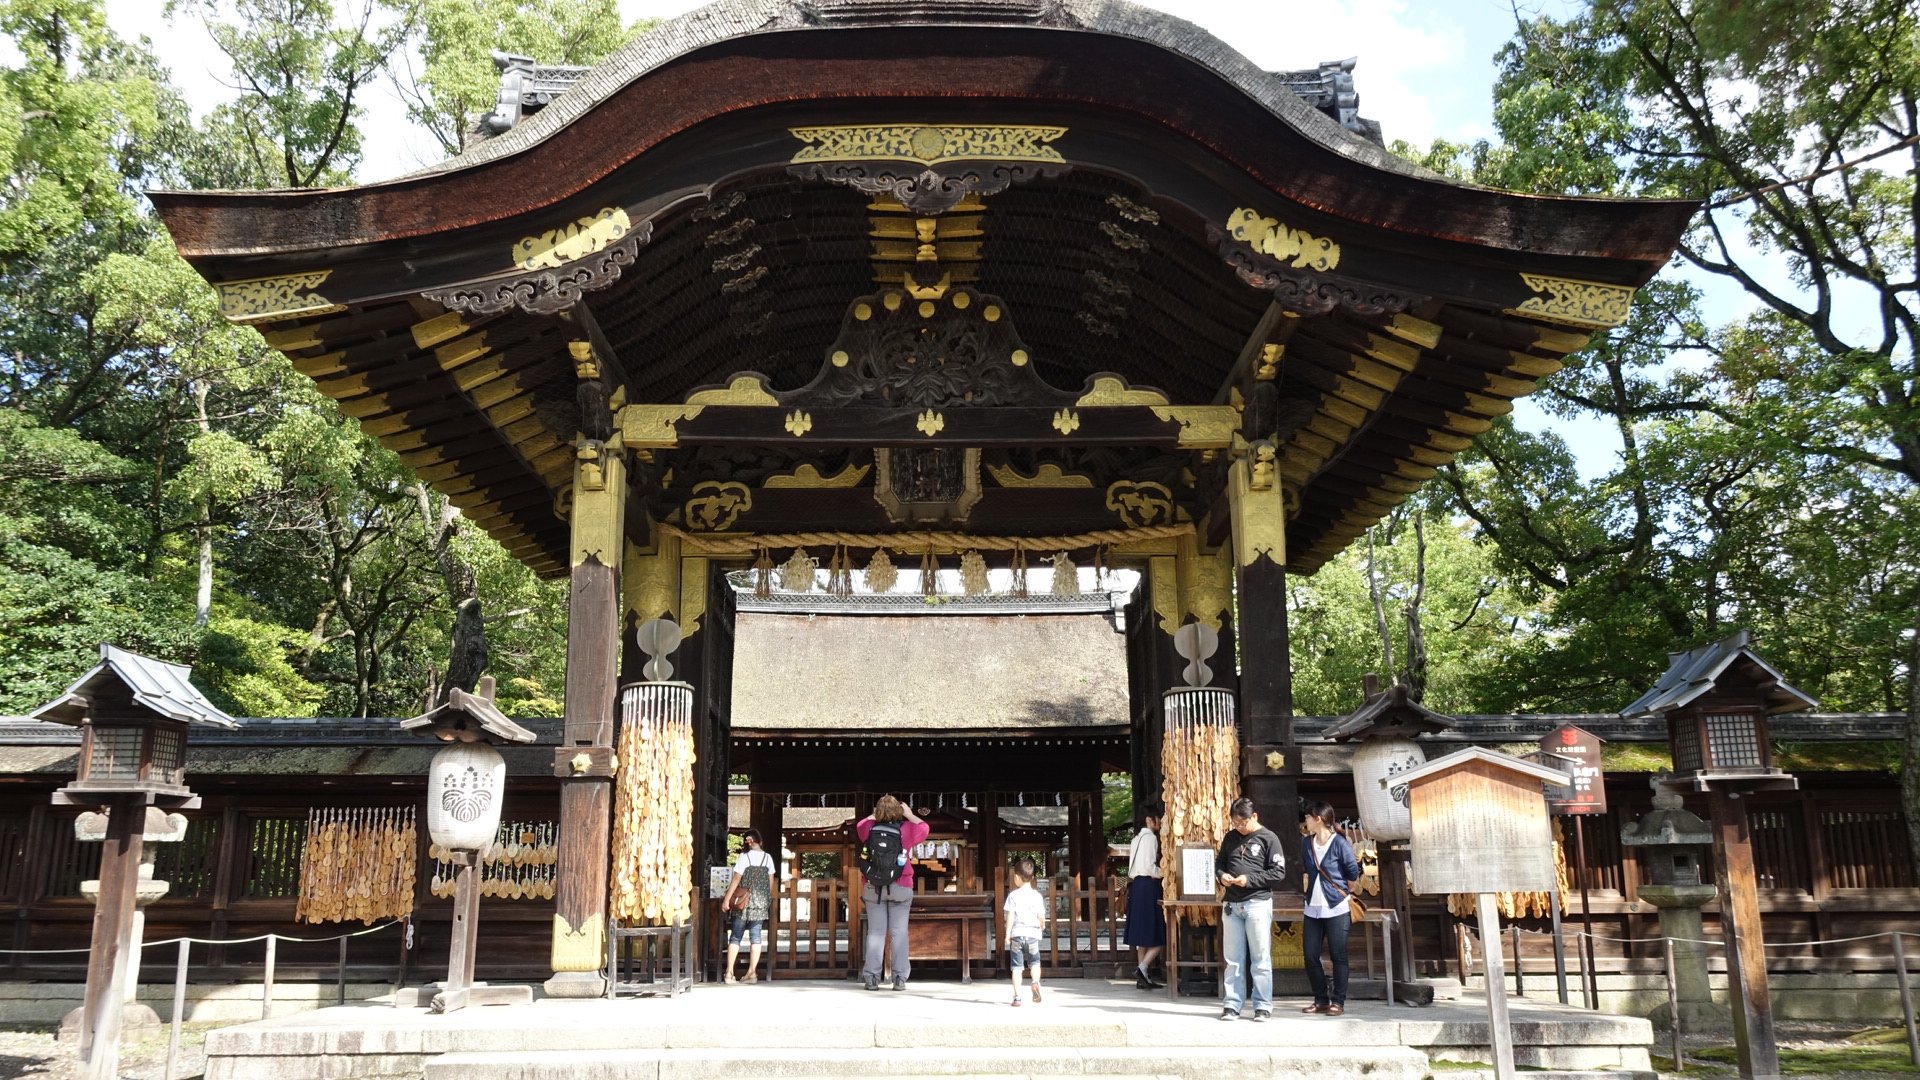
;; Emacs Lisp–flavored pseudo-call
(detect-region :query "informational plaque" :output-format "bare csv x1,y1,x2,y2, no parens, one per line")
1407,754,1556,895
1177,845,1218,900
1537,724,1607,815
708,865,732,898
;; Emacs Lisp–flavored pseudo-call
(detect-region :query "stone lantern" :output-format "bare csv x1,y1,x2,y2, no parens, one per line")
1620,776,1728,1029
400,675,537,1013
1621,630,1815,1078
27,645,235,1080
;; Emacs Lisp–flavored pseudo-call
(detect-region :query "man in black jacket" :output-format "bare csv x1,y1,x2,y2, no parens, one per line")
1214,797,1286,1021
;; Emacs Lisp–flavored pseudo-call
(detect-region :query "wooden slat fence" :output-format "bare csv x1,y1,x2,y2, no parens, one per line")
1824,808,1912,890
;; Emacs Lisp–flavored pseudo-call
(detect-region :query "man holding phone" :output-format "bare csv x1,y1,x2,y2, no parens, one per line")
1215,797,1286,1021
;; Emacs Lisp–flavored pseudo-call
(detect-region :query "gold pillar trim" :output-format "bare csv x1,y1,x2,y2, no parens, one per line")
764,462,872,488
789,124,1067,166
623,535,682,627
1224,208,1341,272
550,914,606,973
216,270,344,325
680,556,708,638
986,463,1092,489
1149,555,1180,635
1256,343,1283,380
569,440,626,569
513,207,632,271
1175,535,1232,633
1074,375,1169,407
1507,273,1635,329
1149,405,1240,448
1226,452,1287,568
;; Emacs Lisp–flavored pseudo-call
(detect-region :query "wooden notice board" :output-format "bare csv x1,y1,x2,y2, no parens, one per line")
1537,724,1607,815
1405,754,1556,895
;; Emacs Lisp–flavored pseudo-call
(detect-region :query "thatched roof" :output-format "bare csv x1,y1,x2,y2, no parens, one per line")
731,612,1127,732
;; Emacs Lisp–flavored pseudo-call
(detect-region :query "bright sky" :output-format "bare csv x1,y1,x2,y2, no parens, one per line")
110,0,1646,471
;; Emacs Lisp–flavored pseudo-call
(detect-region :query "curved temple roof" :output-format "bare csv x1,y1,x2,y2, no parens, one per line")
151,0,1697,578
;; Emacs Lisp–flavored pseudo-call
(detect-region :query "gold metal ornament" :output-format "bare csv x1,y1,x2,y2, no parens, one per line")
216,270,344,324
1508,273,1636,329
784,410,813,437
789,124,1068,166
514,207,632,271
684,481,751,532
763,462,872,489
1051,408,1081,434
1075,375,1169,407
1105,481,1178,528
916,410,946,436
986,463,1093,489
1224,208,1341,272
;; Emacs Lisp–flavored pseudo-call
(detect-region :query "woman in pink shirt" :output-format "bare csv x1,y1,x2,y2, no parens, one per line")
855,795,930,991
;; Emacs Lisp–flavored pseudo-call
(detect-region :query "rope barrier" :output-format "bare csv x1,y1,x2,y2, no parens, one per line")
0,919,401,955
1509,924,1920,949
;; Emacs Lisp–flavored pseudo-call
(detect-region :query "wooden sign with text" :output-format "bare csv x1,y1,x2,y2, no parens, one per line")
1538,725,1607,815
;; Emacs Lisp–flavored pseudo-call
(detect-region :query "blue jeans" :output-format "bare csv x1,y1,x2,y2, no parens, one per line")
1303,912,1351,1006
728,915,764,946
1221,898,1272,1014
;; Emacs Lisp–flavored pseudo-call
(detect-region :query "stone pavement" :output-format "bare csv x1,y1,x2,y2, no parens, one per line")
201,977,1657,1079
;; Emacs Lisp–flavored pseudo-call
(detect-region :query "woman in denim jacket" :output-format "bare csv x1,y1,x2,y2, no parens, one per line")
1299,801,1363,1014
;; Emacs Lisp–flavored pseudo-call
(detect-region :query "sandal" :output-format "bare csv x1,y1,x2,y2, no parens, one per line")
1031,985,1043,1003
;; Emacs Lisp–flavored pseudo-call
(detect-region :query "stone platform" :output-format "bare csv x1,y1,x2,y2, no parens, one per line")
201,978,1657,1080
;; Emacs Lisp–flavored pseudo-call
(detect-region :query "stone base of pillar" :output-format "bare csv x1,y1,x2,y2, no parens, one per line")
1650,999,1733,1029
57,1003,162,1043
542,971,608,998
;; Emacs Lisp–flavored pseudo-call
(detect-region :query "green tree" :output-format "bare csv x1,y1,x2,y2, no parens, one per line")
1487,0,1920,862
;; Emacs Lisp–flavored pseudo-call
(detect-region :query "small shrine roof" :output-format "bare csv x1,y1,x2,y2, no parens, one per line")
29,645,238,730
1619,629,1819,718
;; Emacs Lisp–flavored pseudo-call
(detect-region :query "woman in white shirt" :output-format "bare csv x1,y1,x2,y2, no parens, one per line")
1122,803,1166,989
722,829,777,983
1299,801,1362,1014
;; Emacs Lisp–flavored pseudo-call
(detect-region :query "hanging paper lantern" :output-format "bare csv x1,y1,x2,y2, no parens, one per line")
1351,737,1427,842
426,741,506,852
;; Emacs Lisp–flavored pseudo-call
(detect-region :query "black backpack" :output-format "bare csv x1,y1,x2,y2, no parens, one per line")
859,821,905,888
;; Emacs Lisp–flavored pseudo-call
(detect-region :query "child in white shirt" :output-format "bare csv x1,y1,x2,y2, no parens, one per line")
1003,858,1047,1006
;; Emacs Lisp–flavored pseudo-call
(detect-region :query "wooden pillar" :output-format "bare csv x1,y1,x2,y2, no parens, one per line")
546,421,626,997
1710,789,1780,1079
750,791,783,878
1225,447,1297,823
78,796,143,1080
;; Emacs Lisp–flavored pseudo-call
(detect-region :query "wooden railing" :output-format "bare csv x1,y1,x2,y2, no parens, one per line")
764,872,1134,978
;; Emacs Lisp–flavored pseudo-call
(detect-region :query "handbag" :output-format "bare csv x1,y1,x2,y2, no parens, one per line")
726,887,749,912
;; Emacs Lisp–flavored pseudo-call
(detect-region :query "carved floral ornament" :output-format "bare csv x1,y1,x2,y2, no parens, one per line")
788,124,1070,215
215,270,345,325
1508,273,1636,329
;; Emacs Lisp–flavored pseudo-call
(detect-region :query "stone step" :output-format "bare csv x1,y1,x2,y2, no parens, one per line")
1438,1071,1655,1080
421,1046,1430,1080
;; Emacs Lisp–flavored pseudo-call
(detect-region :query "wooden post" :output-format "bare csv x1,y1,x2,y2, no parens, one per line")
165,939,188,1080
1549,883,1569,1005
78,796,142,1080
1476,893,1517,1080
445,852,480,994
1573,815,1599,1009
1664,933,1685,1071
548,428,626,997
262,934,276,1020
1894,932,1918,1067
1710,789,1780,1079
1223,453,1295,823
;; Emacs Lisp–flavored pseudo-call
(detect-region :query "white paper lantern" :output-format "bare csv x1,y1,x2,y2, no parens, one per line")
427,741,506,852
1351,737,1427,841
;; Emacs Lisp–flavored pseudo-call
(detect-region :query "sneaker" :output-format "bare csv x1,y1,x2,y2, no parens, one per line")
1253,1010,1271,1022
1219,1008,1239,1021
862,975,879,991
892,976,907,992
1011,995,1023,1007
